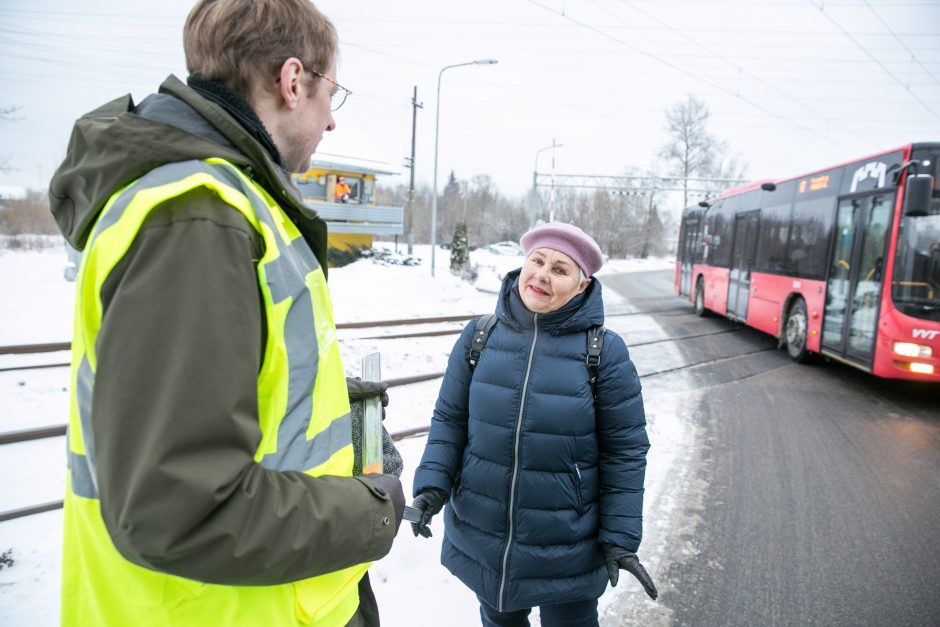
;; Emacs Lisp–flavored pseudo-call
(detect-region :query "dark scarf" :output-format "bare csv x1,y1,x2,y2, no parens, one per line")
186,73,284,168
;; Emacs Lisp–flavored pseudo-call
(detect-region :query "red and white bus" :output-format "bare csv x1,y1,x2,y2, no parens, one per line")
675,142,940,381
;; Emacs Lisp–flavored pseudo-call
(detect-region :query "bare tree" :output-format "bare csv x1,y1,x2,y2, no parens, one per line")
658,94,746,207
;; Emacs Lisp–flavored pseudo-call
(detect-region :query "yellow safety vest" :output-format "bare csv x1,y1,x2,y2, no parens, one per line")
61,158,368,626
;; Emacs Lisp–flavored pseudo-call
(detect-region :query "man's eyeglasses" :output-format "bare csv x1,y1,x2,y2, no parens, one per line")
308,69,351,111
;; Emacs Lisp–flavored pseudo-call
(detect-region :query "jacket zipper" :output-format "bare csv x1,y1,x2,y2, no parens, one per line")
498,312,539,611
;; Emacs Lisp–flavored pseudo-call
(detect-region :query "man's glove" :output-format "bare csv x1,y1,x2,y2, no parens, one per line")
365,474,405,533
602,543,658,600
346,377,389,419
410,488,447,538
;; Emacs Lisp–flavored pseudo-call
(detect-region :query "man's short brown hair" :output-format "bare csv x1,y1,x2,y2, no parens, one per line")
184,0,337,97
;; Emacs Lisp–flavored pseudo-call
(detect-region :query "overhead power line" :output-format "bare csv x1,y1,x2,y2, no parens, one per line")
863,0,940,88
523,0,861,155
605,0,879,152
809,0,940,121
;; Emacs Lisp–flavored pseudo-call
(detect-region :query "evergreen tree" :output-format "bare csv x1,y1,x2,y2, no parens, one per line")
450,221,470,273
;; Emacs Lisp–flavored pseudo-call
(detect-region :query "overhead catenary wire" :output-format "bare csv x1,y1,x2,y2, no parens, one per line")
863,0,940,88
605,0,882,152
809,0,940,121
523,0,863,156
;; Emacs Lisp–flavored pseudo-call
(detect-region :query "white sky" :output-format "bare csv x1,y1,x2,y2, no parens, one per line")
0,244,685,625
1,0,939,202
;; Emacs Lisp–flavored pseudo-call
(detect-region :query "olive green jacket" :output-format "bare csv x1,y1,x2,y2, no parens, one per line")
49,76,397,589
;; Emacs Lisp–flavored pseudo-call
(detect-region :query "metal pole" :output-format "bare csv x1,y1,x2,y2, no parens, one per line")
407,86,421,255
430,59,497,276
549,137,558,222
533,141,564,223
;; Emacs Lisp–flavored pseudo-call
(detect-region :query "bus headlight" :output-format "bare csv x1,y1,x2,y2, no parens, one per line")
893,342,932,358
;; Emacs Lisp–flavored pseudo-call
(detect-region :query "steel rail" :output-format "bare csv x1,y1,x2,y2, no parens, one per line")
0,422,436,523
0,372,448,447
0,307,699,358
0,322,747,447
0,326,777,523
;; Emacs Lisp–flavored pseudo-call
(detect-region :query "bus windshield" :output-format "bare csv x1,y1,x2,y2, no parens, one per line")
892,202,940,322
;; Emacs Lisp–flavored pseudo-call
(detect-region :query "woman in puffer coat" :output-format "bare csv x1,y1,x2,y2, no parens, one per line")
411,223,658,627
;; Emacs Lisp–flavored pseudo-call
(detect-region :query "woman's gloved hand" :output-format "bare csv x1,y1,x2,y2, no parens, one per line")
409,488,447,538
601,543,658,600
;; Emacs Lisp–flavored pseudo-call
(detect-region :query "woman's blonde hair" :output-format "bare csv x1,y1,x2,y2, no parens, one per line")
184,0,337,97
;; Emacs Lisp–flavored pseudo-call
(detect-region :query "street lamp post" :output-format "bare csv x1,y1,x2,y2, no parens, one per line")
430,59,498,277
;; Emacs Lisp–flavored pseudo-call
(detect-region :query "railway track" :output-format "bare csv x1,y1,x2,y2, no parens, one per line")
0,307,699,373
3,303,775,523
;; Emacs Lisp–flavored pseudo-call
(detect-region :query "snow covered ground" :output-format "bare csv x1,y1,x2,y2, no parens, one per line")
0,241,696,626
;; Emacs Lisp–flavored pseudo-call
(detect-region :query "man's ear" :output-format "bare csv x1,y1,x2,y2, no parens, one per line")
276,57,305,111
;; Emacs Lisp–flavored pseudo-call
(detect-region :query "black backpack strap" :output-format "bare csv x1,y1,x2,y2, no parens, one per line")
469,314,499,370
586,325,605,398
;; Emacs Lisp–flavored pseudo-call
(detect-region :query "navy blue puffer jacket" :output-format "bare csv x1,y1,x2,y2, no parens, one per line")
413,269,649,612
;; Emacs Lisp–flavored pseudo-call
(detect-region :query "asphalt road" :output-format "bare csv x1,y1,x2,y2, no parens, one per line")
603,269,940,627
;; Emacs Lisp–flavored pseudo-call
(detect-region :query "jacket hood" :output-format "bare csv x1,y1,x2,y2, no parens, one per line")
495,268,605,334
49,75,310,250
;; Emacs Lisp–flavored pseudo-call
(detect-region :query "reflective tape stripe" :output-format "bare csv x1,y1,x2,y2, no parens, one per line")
68,448,98,499
261,412,352,472
73,357,98,496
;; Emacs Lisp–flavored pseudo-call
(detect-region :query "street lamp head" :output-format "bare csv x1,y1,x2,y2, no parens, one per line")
474,59,498,65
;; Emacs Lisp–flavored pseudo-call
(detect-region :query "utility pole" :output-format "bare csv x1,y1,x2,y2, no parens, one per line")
641,181,658,259
405,86,422,254
549,137,558,222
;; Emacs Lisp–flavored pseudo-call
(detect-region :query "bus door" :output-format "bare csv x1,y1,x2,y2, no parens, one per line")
727,211,760,321
821,193,893,365
679,216,699,296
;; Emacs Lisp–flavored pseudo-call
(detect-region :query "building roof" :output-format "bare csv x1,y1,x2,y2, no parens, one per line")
308,158,398,177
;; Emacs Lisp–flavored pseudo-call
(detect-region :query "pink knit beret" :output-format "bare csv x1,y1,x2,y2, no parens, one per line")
519,222,604,277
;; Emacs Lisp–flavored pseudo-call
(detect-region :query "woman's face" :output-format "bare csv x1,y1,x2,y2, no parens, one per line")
518,248,591,313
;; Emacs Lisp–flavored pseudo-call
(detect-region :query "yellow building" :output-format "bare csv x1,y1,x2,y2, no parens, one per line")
293,159,404,254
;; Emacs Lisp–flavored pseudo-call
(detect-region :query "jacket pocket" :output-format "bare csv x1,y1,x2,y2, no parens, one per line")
572,464,584,516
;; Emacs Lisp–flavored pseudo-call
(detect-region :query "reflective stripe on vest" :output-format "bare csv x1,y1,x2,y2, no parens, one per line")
63,158,365,626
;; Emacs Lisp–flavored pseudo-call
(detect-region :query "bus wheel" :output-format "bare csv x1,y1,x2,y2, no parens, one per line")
694,277,708,317
785,299,812,363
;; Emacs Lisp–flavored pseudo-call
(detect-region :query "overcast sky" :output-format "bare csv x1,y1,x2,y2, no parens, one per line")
1,0,939,204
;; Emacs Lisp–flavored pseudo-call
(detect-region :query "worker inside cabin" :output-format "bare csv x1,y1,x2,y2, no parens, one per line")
335,175,351,203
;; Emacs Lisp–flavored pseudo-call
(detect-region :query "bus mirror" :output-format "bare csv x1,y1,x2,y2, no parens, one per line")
904,174,934,216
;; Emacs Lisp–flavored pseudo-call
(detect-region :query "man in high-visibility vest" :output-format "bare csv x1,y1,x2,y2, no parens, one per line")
48,1,405,625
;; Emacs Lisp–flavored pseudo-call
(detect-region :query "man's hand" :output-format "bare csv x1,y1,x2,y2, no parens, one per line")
409,488,447,538
602,544,658,600
346,377,390,419
365,474,405,532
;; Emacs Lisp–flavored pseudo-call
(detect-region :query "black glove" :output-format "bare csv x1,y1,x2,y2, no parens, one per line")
365,473,405,533
410,488,447,538
602,543,658,600
346,377,390,419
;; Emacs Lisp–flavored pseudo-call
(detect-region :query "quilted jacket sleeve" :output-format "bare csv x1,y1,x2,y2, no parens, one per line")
412,321,476,497
594,331,650,552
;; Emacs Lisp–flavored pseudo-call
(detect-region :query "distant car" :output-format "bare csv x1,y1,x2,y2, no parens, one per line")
487,241,524,256
64,245,82,282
